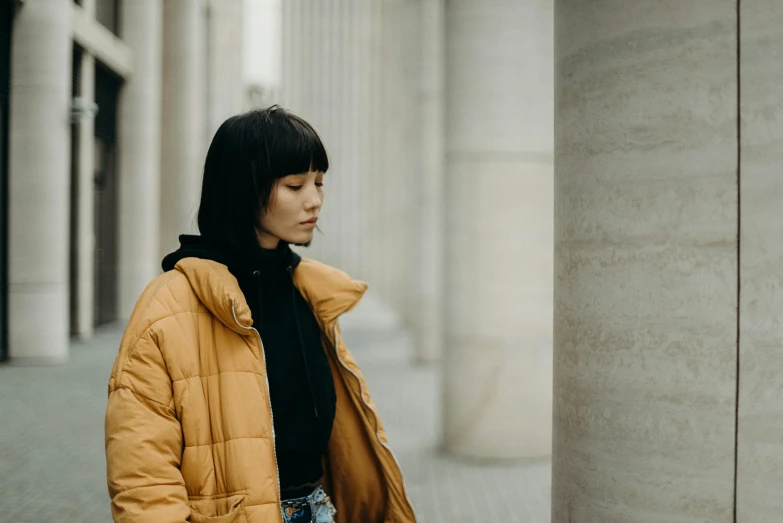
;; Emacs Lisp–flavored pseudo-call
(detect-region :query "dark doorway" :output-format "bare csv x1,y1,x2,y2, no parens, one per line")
93,62,121,326
0,0,14,362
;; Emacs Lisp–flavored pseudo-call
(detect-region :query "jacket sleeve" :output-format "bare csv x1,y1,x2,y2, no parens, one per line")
105,331,190,523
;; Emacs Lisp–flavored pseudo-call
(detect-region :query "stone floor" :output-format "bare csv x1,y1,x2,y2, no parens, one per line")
0,313,550,522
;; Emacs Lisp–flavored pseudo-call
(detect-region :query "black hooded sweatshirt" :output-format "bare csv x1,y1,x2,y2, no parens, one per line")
162,235,336,497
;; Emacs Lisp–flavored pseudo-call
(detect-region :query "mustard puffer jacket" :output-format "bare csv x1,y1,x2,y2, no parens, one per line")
105,257,416,523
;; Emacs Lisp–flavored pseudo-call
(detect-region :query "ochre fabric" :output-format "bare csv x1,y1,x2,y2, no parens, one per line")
105,257,416,523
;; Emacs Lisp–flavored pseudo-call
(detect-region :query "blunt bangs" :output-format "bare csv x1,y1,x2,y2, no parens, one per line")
269,108,330,176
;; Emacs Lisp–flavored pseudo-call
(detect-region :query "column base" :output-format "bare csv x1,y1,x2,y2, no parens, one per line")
8,285,70,363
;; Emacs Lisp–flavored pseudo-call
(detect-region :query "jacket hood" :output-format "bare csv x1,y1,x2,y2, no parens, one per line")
164,236,367,332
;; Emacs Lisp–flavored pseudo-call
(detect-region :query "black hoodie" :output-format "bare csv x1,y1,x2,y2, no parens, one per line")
162,235,336,496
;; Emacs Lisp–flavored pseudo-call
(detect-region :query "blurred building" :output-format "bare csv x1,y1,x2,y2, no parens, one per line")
3,0,243,363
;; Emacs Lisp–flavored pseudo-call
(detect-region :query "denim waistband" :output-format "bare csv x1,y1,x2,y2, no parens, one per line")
280,485,336,523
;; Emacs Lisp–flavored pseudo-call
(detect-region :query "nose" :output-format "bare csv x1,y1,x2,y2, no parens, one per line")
303,183,322,212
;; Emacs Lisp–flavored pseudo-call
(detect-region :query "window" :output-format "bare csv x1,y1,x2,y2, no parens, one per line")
96,0,121,37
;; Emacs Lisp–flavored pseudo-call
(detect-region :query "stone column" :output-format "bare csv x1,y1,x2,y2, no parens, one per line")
305,0,329,265
553,1,738,521
372,0,418,318
737,0,783,519
416,0,444,361
327,0,365,280
206,0,243,139
281,0,378,281
160,0,206,258
399,0,422,331
280,0,302,111
8,0,73,362
443,0,554,458
357,0,378,283
117,0,163,318
73,0,96,339
365,0,383,287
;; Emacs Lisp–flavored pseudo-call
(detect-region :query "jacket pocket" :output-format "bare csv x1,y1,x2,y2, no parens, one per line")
188,492,247,523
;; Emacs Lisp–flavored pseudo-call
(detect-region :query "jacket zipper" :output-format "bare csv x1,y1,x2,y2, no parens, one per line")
330,322,415,513
233,300,413,516
231,302,284,522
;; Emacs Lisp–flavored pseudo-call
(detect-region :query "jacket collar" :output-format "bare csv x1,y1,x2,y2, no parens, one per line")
292,258,368,328
174,257,367,335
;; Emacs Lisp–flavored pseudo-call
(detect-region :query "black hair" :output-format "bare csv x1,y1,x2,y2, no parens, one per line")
197,105,329,252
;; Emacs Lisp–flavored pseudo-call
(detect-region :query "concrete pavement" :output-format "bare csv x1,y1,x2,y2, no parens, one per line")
0,305,550,522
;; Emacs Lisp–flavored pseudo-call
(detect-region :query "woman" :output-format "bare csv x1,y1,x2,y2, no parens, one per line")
105,106,415,523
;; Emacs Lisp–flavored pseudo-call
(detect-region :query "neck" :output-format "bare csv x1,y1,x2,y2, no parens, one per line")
256,231,280,250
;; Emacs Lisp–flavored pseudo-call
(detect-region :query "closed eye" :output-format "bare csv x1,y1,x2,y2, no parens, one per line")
288,185,303,191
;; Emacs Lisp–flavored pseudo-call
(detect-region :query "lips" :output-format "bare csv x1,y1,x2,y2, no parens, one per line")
303,217,318,224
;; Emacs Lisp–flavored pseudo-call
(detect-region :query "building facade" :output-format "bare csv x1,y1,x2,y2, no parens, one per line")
5,0,243,363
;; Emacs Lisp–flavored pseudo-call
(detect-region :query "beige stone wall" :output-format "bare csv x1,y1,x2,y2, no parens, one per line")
736,0,783,519
553,1,739,520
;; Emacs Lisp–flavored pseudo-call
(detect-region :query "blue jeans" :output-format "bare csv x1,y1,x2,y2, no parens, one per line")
281,485,336,523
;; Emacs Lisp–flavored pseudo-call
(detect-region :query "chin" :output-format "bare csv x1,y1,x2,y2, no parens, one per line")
286,232,314,246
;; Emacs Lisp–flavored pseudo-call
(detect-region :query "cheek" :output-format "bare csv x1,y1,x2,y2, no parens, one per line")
261,188,284,221
268,190,301,219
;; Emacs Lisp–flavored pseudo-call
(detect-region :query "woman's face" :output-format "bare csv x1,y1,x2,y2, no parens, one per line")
257,170,325,249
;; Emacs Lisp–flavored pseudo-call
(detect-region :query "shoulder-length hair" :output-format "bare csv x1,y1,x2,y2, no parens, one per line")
197,105,329,252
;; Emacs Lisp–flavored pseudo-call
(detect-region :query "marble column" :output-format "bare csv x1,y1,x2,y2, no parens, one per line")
280,0,302,112
372,0,419,318
333,0,368,282
281,0,378,282
8,0,73,362
416,0,444,361
736,0,783,519
74,49,95,339
73,0,96,340
443,0,554,459
160,0,206,258
553,1,738,521
283,0,320,263
365,0,383,288
357,0,379,284
206,0,243,140
117,0,163,319
399,0,422,330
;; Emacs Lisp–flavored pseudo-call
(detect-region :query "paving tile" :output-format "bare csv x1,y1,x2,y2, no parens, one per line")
0,323,551,522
